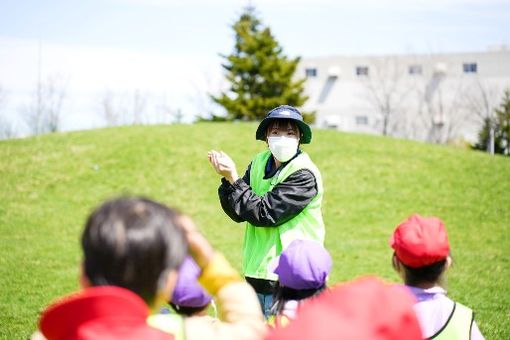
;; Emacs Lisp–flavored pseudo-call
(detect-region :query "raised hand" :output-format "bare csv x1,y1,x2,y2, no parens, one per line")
207,150,239,184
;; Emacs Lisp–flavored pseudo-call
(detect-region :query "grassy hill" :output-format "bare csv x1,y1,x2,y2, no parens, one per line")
0,122,509,339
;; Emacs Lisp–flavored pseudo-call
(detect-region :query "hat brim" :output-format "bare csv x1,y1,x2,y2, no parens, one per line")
256,117,312,144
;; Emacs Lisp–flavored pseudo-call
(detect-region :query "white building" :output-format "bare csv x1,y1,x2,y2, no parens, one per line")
299,47,510,143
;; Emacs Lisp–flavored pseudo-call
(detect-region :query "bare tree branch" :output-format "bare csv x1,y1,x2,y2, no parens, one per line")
132,89,147,125
100,90,149,126
0,86,21,140
413,73,469,144
100,91,118,126
0,117,16,140
463,78,500,123
0,86,16,139
192,70,228,121
24,74,67,135
361,57,411,136
99,91,129,127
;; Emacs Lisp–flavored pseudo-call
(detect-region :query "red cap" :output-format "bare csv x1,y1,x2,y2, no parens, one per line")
266,276,422,340
390,214,450,268
39,286,171,340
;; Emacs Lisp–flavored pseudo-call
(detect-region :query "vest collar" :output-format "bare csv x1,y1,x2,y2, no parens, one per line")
264,149,302,179
407,285,447,302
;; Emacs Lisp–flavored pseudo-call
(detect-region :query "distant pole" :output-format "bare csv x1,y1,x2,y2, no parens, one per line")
489,124,495,155
36,37,43,134
38,38,42,88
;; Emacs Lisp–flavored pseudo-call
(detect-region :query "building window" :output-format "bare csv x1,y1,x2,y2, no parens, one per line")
463,63,477,73
408,65,422,75
356,66,369,76
355,116,368,125
305,68,317,77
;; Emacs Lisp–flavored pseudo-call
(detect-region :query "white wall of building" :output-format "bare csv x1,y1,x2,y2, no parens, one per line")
299,48,510,143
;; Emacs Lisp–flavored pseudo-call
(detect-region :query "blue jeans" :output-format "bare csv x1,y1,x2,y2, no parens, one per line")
257,292,274,319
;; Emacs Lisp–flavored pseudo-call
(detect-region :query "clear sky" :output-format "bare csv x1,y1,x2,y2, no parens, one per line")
1,0,509,132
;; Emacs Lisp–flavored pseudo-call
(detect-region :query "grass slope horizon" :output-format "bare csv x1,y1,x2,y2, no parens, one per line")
0,123,509,338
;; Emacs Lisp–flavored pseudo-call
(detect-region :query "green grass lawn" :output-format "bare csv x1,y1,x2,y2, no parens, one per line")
0,122,509,339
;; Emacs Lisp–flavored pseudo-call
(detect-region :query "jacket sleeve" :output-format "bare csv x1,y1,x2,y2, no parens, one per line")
218,167,318,227
218,164,252,223
184,253,267,340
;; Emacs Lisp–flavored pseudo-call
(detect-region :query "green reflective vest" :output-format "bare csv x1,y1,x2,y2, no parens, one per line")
431,302,474,340
243,150,325,280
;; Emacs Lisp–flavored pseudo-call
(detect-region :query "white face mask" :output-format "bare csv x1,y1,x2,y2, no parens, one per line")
268,136,299,163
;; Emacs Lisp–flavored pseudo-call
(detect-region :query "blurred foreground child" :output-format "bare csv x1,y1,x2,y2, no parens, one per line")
266,276,422,340
33,196,265,340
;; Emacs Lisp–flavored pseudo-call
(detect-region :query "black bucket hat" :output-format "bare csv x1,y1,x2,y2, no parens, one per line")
255,105,312,144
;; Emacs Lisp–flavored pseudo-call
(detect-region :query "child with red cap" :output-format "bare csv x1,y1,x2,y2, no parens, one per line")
32,197,188,340
390,214,485,339
267,239,332,327
32,197,266,340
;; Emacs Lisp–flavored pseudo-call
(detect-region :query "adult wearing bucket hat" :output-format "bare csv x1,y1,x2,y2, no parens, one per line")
389,214,485,340
208,105,325,318
255,105,312,144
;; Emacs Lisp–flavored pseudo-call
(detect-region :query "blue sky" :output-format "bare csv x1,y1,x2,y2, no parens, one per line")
2,0,509,56
1,0,509,132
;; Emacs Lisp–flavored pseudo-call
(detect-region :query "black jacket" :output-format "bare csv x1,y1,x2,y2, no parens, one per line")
218,157,318,228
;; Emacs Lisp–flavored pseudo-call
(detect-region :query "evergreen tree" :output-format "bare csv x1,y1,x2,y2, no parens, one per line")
473,89,510,155
494,89,510,155
211,6,313,122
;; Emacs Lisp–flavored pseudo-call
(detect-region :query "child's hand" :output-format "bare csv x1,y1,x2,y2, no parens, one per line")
177,214,214,269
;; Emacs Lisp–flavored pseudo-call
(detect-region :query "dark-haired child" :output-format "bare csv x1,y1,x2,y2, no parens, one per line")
33,197,187,339
33,197,265,340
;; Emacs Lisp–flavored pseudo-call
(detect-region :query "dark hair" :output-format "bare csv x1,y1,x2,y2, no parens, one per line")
266,119,301,139
169,302,209,317
81,196,188,306
271,281,326,315
399,257,448,287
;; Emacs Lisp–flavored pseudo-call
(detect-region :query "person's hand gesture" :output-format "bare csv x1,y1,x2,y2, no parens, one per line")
207,150,239,184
